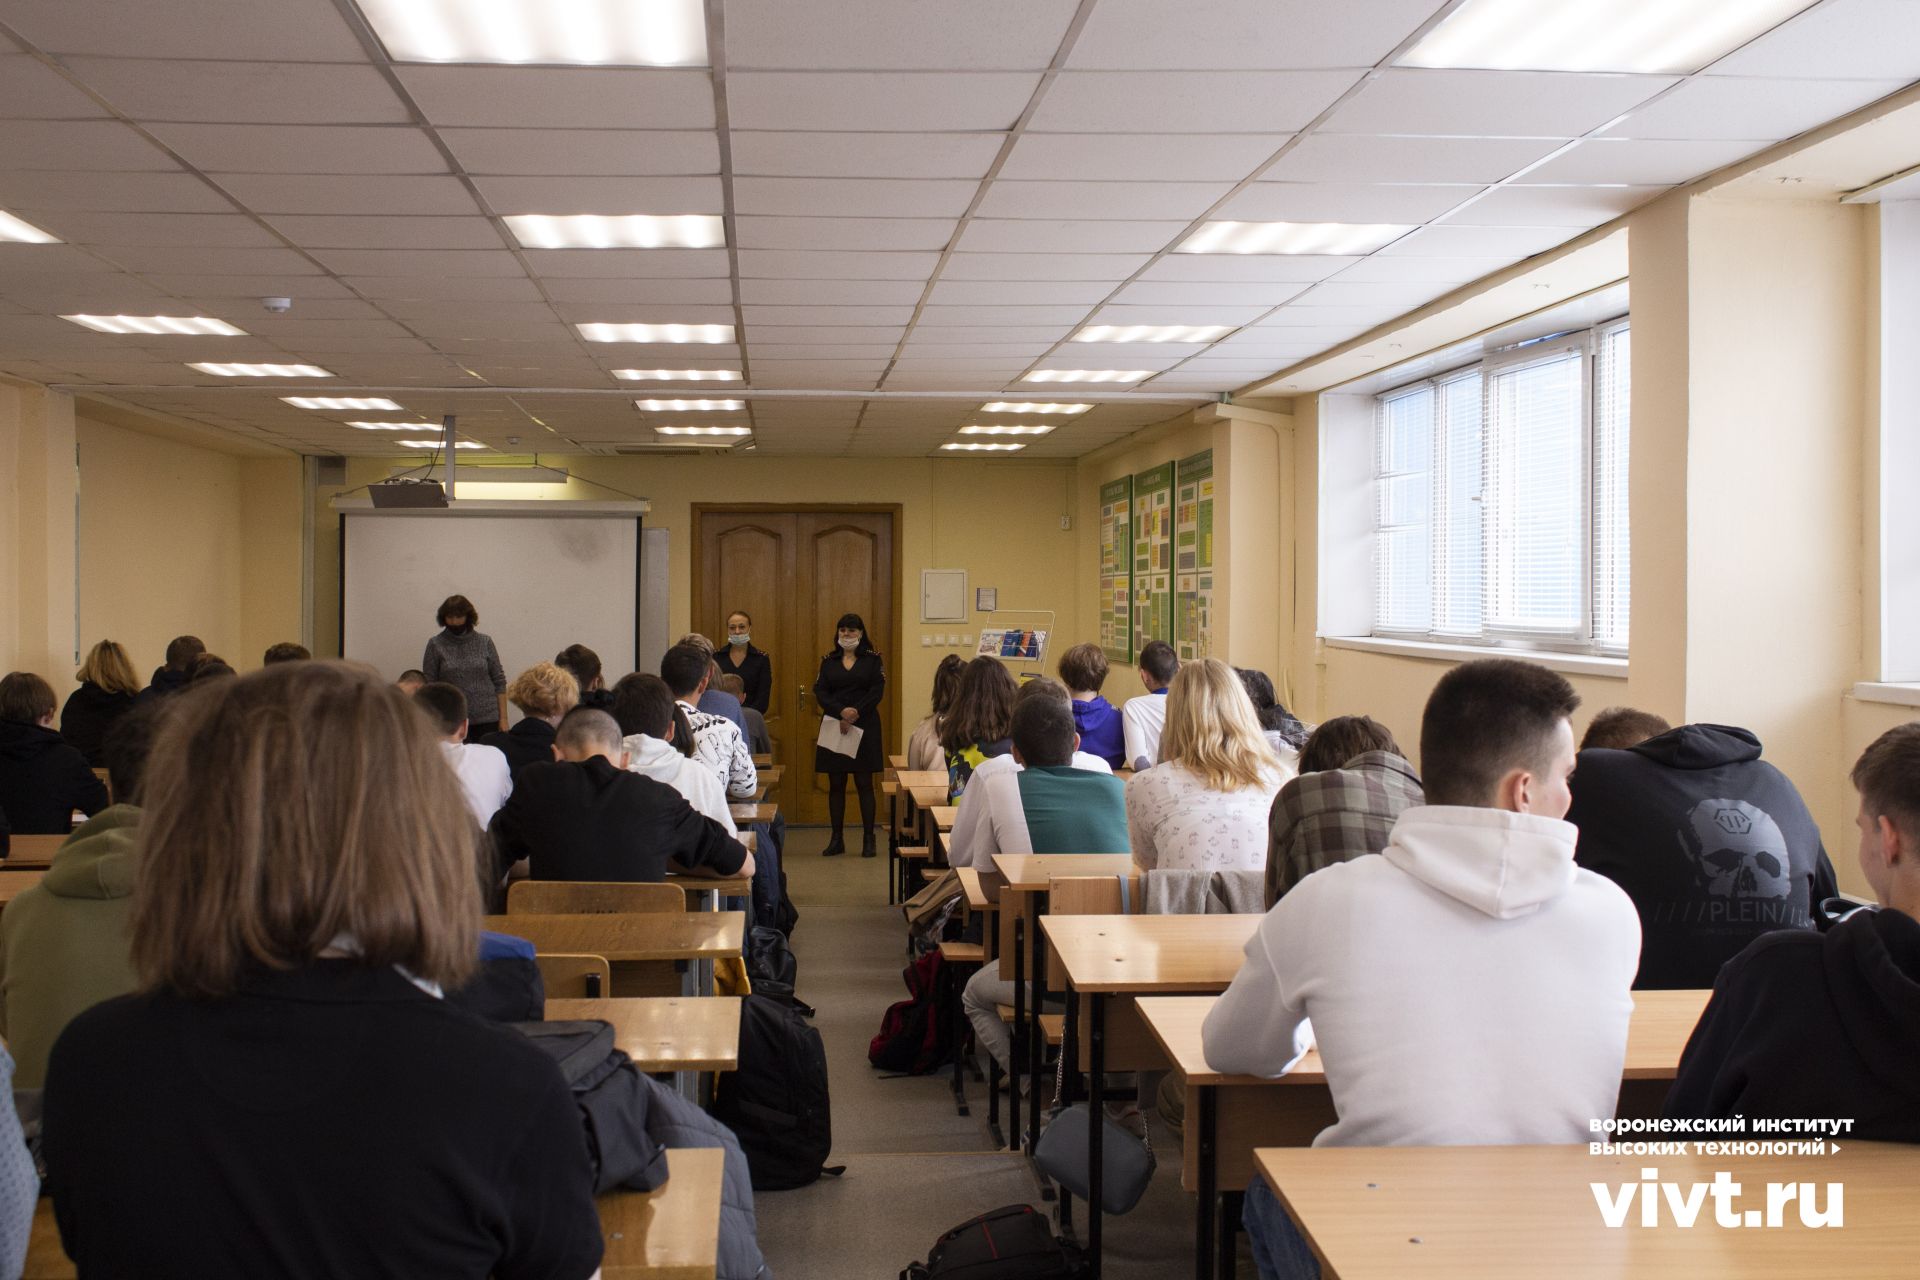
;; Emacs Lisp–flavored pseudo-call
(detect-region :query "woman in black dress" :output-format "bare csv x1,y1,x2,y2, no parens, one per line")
812,612,885,858
717,610,771,715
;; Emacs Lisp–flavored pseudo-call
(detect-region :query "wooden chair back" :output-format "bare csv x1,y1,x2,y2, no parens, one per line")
507,880,686,915
535,952,610,999
91,769,113,804
1048,873,1141,916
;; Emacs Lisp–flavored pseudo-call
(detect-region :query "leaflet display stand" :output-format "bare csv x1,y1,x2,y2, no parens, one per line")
975,608,1056,678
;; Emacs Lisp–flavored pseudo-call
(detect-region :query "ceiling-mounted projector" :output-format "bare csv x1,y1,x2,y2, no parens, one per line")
368,479,448,508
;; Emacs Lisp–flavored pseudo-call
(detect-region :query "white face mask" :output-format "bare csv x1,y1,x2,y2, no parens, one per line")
838,637,860,651
729,633,750,646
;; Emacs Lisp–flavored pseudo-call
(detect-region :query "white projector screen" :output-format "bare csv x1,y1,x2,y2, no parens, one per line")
342,509,641,718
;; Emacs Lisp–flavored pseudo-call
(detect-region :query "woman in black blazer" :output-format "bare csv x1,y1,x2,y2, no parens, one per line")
717,610,772,715
812,612,885,858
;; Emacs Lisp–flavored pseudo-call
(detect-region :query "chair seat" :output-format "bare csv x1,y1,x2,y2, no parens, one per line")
938,941,986,964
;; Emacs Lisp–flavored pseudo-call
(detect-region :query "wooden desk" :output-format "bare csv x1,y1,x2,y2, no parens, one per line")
729,802,777,825
1255,1141,1920,1279
895,770,948,791
928,806,958,834
484,912,745,998
546,996,741,1074
751,753,772,768
0,870,47,910
2,834,62,869
25,1147,729,1280
1143,989,1713,1280
665,872,754,911
888,753,908,770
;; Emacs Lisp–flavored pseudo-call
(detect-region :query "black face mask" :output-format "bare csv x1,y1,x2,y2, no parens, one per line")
447,621,473,635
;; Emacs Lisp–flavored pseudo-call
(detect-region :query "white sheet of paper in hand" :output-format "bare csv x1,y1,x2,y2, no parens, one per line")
816,717,863,758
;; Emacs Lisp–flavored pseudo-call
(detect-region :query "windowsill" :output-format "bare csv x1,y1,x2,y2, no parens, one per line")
1851,681,1920,708
1322,635,1630,679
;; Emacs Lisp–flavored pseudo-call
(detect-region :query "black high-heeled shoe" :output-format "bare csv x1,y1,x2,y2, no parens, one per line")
821,834,846,858
859,829,877,858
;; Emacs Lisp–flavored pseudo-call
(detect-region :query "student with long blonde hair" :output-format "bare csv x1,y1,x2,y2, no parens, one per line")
41,662,603,1280
1126,658,1294,871
59,640,141,766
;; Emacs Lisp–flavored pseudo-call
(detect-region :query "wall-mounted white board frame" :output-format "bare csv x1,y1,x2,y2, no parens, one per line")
921,568,969,623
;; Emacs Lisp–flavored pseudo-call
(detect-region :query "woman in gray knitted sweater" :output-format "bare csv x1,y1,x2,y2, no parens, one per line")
421,594,507,738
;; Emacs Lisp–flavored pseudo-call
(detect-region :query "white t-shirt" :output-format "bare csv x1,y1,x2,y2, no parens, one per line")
1125,759,1289,872
622,732,738,836
1121,691,1168,770
945,749,1112,869
439,740,512,829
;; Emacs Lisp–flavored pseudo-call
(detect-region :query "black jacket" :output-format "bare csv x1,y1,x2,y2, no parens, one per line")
488,756,748,884
43,961,604,1280
134,665,192,707
0,721,109,835
813,650,886,773
716,646,772,714
1664,907,1920,1142
58,683,136,767
480,718,557,780
1566,724,1837,989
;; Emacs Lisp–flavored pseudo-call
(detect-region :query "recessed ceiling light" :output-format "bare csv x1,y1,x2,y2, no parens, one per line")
1021,370,1152,384
654,425,752,437
189,362,332,377
612,368,742,382
0,211,58,244
63,314,246,337
942,442,1026,452
504,214,725,250
283,396,403,410
356,0,707,67
397,440,486,449
1177,221,1413,256
958,424,1056,436
1073,324,1232,344
576,322,734,344
345,421,438,431
1400,0,1816,75
634,398,743,412
979,401,1092,415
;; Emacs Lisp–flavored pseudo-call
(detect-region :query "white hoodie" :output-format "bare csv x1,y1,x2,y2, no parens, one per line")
1202,805,1639,1148
621,733,738,837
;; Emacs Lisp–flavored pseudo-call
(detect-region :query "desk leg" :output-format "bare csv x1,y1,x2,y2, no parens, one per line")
1217,1191,1240,1280
1059,990,1079,1241
1028,905,1047,1165
677,959,695,999
1197,1084,1216,1280
1012,916,1025,1149
1087,991,1105,1280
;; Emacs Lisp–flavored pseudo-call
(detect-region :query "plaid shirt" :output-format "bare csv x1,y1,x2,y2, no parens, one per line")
1267,751,1424,906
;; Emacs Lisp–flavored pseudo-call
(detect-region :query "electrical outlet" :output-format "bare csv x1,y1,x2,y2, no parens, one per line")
920,634,932,647
1059,515,1072,531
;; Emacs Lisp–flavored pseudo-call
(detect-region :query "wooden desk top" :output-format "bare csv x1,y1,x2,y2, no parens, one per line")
908,785,949,810
729,803,777,825
2,834,62,869
956,867,993,911
1255,1142,1920,1279
993,853,1137,891
482,912,745,963
0,870,47,908
1041,913,1260,993
929,806,959,833
1139,989,1713,1089
665,872,753,901
888,754,908,769
546,997,741,1074
24,1148,728,1280
897,770,948,790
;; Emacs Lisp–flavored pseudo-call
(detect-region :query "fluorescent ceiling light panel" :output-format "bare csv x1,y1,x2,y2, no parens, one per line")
283,396,403,410
1021,369,1151,384
397,440,486,449
958,424,1056,436
653,425,751,436
576,322,734,344
1179,221,1414,256
0,211,58,244
504,214,725,250
189,362,332,377
357,0,707,67
979,401,1091,415
613,369,742,382
942,442,1026,452
1400,0,1815,74
346,421,437,431
1073,324,1231,344
63,314,245,336
634,398,743,412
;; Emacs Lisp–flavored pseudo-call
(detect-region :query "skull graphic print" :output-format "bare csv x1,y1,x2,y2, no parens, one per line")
1680,798,1792,900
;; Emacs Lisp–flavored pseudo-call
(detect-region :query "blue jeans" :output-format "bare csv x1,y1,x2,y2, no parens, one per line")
1244,1175,1321,1280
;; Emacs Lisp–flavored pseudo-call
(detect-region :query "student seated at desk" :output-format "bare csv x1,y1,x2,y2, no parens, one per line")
1120,639,1179,771
907,654,966,773
1059,643,1125,769
553,642,616,713
479,662,579,780
59,639,140,767
1665,723,1920,1142
1266,715,1422,909
940,656,1017,803
716,673,771,756
1204,658,1639,1280
662,644,758,802
947,677,1114,869
42,661,605,1280
415,682,512,829
611,673,738,836
1237,667,1310,773
1579,705,1671,751
0,672,109,835
135,634,203,706
489,707,752,885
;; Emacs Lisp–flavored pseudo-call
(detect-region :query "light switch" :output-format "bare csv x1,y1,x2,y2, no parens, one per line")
920,634,932,647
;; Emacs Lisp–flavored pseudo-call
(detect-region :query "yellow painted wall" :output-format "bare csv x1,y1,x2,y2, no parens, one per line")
1,383,77,682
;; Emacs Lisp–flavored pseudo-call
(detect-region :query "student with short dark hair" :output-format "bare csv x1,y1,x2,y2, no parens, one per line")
946,677,1115,869
0,673,109,835
1058,642,1124,768
42,662,605,1280
489,707,751,885
1580,706,1672,751
1207,658,1639,1280
190,655,236,683
678,633,751,740
1237,667,1311,770
661,644,757,801
414,683,512,828
1665,722,1920,1141
552,644,615,712
395,669,428,695
60,640,141,766
1122,639,1180,770
262,642,311,665
136,635,204,705
610,674,736,834
716,673,770,755
1267,715,1423,908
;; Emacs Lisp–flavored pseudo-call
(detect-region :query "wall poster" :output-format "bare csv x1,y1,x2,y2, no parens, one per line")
1131,462,1174,656
1174,449,1216,660
1098,476,1134,663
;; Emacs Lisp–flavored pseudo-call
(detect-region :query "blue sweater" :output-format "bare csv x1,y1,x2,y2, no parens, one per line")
1071,696,1125,769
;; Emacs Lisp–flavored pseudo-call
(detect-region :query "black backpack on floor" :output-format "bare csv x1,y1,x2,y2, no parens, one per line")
902,1204,1085,1279
711,993,843,1190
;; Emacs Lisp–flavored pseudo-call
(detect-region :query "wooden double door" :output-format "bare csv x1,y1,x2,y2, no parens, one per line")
695,507,899,825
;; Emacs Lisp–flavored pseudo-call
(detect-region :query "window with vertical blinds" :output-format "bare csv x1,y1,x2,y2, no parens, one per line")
1372,319,1630,655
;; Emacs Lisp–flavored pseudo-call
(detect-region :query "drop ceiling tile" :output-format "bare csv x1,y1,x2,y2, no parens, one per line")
1047,341,1208,361
234,316,416,342
746,325,904,344
955,219,1189,253
1293,280,1457,309
1029,71,1362,133
1602,76,1907,141
1239,320,1370,342
1084,302,1267,326
1217,182,1478,222
736,249,940,280
546,277,735,304
730,132,1004,179
137,267,349,291
472,175,724,214
1333,255,1519,283
0,171,230,214
727,72,1041,132
927,280,1114,305
0,244,127,277
1135,254,1359,282
381,299,559,324
64,58,409,125
917,304,1095,326
1325,69,1676,138
307,249,524,277
215,174,484,217
733,177,979,219
1137,372,1238,388
440,128,719,177
1374,224,1582,257
405,318,574,341
1111,280,1312,307
897,341,1053,358
727,0,1080,69
1707,0,1920,81
1445,184,1668,227
549,301,735,325
975,180,1234,221
344,276,546,303
0,120,171,170
1263,133,1568,184
901,326,1069,344
258,335,438,355
1519,137,1767,185
1067,0,1441,69
265,215,507,250
742,304,916,326
522,248,730,277
748,343,900,359
735,216,956,251
147,123,449,174
1257,304,1405,327
942,252,1152,280
33,212,280,247
397,68,716,130
740,278,925,305
3,0,367,60
0,55,110,120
